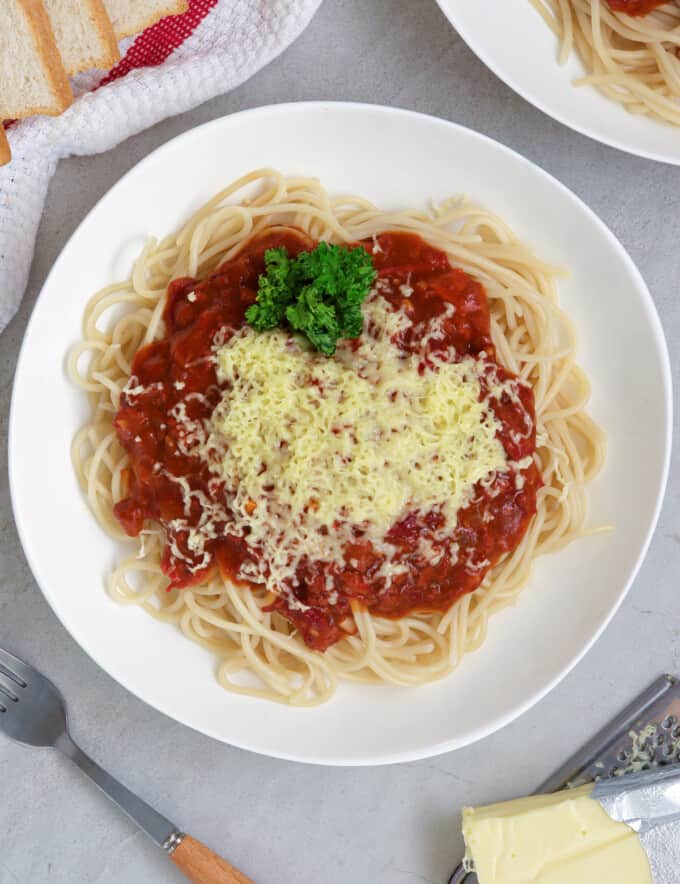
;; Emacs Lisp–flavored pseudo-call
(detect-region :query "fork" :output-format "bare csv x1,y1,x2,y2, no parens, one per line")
0,646,253,884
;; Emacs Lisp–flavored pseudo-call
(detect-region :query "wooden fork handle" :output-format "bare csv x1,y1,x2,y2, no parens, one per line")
171,835,254,884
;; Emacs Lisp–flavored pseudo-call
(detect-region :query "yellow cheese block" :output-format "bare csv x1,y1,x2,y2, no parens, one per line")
462,784,653,884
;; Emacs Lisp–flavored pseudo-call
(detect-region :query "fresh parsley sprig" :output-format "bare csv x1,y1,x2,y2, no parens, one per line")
246,242,377,356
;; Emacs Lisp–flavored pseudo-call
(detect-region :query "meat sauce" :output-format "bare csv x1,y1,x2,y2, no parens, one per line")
608,0,667,15
114,231,541,651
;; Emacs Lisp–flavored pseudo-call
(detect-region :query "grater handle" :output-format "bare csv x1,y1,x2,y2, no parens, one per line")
449,863,473,884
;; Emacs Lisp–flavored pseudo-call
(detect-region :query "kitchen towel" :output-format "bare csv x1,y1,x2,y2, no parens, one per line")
0,0,322,333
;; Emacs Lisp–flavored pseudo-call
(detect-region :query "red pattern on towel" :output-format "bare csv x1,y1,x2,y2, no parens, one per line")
100,0,219,86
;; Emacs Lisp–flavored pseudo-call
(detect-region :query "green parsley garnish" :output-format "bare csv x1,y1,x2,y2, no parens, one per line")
245,242,377,356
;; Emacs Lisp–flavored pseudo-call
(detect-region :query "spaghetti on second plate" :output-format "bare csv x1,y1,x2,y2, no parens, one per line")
530,0,680,125
69,169,605,705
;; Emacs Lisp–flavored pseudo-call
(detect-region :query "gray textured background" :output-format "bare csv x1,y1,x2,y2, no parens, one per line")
1,1,679,882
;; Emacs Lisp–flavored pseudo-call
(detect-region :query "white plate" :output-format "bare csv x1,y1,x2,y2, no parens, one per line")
10,103,672,765
436,0,680,165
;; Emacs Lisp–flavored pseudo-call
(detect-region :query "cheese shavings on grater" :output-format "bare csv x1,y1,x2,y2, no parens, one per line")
449,674,680,884
537,674,680,790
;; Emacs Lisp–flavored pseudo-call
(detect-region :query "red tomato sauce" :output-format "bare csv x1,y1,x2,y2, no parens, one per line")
608,0,667,15
114,230,541,652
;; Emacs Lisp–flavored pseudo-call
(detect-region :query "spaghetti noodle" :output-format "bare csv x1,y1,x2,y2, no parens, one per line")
530,0,680,125
69,170,605,705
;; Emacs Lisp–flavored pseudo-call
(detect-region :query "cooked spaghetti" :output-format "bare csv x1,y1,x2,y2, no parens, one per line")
530,0,680,125
69,170,605,705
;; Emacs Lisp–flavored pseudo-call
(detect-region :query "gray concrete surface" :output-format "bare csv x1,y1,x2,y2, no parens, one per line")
1,1,679,882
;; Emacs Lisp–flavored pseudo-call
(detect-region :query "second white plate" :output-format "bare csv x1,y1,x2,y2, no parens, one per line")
437,0,680,165
9,102,672,764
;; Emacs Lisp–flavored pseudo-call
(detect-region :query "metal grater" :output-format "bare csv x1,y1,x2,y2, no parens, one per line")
449,674,680,884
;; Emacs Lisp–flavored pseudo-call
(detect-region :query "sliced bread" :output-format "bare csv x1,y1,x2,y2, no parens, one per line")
0,0,72,118
43,0,120,75
0,127,11,166
103,0,189,40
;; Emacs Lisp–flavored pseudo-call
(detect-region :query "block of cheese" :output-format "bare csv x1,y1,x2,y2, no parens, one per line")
0,0,72,119
102,0,189,40
462,784,653,884
43,0,120,75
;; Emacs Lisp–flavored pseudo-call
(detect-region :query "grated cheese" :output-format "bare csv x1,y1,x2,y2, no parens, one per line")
190,291,513,597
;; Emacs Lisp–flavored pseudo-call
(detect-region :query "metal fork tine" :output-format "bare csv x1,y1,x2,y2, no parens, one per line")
0,647,31,687
0,673,19,703
0,662,27,688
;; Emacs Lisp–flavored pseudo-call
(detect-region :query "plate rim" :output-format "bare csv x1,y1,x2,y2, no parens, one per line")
435,0,680,166
8,101,674,765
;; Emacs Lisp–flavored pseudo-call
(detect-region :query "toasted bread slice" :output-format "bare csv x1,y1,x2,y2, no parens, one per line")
44,0,120,75
103,0,189,40
0,127,11,166
0,0,72,118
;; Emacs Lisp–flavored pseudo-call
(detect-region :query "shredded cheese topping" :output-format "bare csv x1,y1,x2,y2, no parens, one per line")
197,292,510,594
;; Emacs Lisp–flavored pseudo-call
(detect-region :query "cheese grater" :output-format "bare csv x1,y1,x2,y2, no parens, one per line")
449,674,680,884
